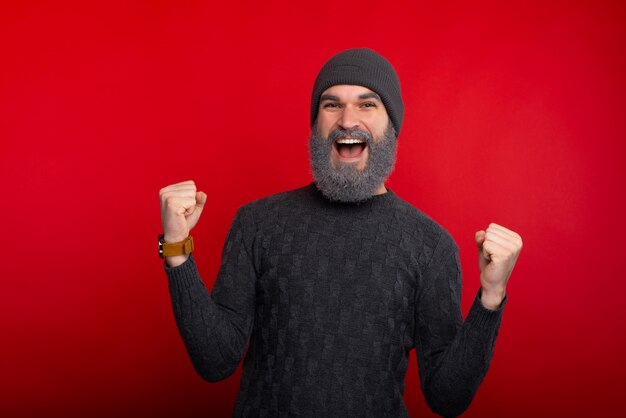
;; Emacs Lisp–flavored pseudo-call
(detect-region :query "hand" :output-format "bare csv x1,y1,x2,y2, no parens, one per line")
159,180,207,244
475,223,523,309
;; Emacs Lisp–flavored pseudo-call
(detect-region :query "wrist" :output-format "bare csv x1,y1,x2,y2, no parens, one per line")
480,287,506,310
158,234,194,260
165,254,190,268
163,233,189,243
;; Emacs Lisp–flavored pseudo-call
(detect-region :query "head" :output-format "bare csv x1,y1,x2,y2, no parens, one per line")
309,48,404,203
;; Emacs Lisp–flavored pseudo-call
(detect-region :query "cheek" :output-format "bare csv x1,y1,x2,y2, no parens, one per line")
320,126,332,139
316,114,338,137
364,113,390,138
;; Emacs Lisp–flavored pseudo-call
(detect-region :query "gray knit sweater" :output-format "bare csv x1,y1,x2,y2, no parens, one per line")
164,183,506,418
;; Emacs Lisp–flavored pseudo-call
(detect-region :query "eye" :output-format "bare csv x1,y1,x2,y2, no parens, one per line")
322,102,340,109
361,101,377,108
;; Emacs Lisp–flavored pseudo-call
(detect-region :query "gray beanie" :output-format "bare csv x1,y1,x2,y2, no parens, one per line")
310,48,404,134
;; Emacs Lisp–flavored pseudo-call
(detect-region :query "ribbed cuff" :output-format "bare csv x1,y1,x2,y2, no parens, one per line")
466,288,507,330
163,253,201,291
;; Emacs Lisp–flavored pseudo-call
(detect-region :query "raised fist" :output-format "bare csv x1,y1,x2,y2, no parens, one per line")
475,223,523,309
159,180,207,244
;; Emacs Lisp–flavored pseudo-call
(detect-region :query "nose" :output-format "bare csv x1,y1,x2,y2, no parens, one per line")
338,105,359,130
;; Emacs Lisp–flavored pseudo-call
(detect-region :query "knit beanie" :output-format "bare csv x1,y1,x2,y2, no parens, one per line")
310,48,404,135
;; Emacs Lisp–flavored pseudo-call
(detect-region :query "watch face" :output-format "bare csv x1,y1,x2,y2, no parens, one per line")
158,234,165,258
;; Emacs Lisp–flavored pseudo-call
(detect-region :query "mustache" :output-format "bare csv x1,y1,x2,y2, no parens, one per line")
327,128,373,144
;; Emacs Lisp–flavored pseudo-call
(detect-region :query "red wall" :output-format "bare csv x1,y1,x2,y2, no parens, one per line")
1,1,624,416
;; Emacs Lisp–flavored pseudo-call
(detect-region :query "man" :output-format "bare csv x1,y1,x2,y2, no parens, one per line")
158,48,522,417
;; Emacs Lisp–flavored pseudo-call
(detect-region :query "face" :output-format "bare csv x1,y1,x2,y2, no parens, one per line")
309,85,398,203
316,85,390,172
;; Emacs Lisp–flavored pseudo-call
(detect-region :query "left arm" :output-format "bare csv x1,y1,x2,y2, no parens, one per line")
414,224,522,417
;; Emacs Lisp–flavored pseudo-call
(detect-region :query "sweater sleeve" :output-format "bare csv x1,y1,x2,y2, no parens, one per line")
164,207,258,382
414,231,506,418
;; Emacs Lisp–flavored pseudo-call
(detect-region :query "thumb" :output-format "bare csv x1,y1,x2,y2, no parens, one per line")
475,230,485,249
185,191,207,231
475,230,489,271
196,191,207,209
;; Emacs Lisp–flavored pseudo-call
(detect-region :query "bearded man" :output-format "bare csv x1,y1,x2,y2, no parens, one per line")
158,48,522,418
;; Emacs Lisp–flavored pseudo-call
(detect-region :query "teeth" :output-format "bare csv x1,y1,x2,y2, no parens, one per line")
336,138,365,144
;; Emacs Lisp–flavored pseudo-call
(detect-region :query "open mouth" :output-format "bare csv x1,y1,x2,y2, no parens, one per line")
334,137,367,159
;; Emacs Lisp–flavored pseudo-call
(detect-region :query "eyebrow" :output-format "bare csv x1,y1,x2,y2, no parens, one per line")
357,92,382,102
319,93,382,102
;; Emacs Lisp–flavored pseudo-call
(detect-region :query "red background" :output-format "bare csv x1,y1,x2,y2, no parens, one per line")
1,1,625,416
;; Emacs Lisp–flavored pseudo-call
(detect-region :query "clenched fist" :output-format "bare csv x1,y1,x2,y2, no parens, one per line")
475,223,523,310
159,180,207,266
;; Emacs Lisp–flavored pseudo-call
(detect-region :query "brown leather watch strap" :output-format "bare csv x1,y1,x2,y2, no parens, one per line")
159,235,194,258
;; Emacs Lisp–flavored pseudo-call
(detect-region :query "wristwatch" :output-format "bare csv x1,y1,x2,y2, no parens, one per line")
158,234,194,258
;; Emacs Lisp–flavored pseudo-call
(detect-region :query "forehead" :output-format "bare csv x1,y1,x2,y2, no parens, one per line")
320,84,379,100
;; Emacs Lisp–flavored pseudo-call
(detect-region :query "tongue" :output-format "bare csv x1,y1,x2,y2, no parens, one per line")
338,143,365,158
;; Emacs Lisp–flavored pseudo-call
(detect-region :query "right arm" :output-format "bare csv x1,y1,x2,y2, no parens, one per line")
160,181,257,382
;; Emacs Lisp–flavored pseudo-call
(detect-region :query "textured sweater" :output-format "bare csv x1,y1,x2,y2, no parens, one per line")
164,183,506,418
